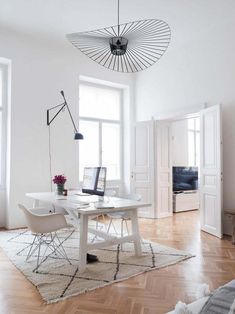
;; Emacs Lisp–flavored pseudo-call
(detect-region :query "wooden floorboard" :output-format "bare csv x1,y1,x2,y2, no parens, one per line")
0,211,235,314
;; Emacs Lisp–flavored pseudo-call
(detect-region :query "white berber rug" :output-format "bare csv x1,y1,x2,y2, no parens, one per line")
0,228,194,304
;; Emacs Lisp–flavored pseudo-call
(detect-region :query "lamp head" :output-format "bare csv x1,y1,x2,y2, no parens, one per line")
109,36,128,56
74,132,84,140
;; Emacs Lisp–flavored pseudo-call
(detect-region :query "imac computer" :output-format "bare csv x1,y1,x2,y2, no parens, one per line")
82,167,107,197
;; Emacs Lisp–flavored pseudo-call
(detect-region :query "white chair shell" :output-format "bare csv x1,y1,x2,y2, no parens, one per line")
18,204,73,271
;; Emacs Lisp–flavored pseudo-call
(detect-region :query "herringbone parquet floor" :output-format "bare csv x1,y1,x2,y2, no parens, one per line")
0,211,235,314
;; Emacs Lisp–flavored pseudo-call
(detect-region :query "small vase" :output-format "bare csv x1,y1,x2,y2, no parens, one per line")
56,184,64,195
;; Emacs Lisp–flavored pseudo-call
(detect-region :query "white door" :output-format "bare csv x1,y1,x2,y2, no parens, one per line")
155,121,173,218
200,105,222,238
131,120,155,218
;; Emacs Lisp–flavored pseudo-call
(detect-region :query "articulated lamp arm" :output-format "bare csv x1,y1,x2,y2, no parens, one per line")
46,91,84,140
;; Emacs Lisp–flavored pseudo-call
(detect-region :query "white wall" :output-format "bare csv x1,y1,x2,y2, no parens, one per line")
136,1,235,120
0,28,134,228
135,1,235,232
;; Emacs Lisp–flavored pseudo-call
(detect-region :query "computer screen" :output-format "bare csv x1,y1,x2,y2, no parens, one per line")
82,167,107,196
82,167,98,191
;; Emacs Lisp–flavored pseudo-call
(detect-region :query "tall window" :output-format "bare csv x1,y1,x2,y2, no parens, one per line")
188,117,200,167
0,65,7,187
0,68,3,186
79,83,122,181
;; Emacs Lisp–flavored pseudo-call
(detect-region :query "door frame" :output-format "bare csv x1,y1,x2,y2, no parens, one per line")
131,105,223,238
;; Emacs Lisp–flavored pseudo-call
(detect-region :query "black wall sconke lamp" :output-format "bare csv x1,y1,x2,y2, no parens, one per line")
47,91,83,191
47,90,84,140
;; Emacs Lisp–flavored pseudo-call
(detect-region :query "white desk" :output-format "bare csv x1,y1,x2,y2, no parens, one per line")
26,192,150,272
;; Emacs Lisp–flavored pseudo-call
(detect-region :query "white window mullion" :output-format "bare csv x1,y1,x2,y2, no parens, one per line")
99,121,102,167
119,91,124,184
188,117,200,167
0,63,8,189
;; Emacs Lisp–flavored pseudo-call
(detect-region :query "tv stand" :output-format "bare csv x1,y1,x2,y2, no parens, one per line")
173,190,199,212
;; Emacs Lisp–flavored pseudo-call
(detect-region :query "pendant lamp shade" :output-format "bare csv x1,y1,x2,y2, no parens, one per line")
67,18,171,73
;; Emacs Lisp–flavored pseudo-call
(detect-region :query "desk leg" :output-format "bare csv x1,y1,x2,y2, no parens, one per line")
79,214,88,272
130,209,142,256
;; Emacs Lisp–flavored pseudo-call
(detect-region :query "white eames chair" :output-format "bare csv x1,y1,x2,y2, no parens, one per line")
107,194,142,237
90,189,117,243
19,204,73,272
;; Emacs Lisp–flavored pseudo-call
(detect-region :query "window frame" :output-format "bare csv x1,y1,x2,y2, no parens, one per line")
78,81,124,184
0,64,8,189
188,117,200,167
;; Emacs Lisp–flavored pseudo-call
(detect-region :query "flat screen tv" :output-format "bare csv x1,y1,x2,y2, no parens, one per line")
173,167,198,192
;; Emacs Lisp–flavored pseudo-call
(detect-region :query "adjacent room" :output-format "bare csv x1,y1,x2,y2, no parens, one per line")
172,116,200,215
0,1,235,313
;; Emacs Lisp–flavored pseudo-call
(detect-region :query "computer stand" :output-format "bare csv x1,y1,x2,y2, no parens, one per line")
98,196,104,202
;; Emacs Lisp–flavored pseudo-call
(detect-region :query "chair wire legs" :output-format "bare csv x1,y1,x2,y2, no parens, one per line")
26,232,71,272
107,218,118,235
107,218,129,237
91,215,107,243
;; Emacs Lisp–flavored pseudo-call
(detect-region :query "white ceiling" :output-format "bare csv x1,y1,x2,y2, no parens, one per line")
0,0,234,43
0,0,167,40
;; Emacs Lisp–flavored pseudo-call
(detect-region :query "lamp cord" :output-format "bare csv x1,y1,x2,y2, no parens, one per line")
118,0,120,36
48,125,56,213
48,125,52,192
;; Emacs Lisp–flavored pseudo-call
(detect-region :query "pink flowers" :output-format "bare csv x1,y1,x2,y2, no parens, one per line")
53,175,67,185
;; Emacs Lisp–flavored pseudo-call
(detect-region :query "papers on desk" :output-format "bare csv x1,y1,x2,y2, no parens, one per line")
75,204,90,209
70,200,90,209
55,196,67,200
71,200,89,205
94,202,114,209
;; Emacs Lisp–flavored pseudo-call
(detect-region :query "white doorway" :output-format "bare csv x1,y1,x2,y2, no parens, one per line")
131,105,223,238
172,115,200,215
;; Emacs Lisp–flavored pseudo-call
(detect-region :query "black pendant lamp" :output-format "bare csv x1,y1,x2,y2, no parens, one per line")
66,0,171,73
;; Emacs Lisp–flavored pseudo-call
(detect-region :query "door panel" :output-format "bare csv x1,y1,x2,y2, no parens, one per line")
200,105,222,238
135,126,149,166
155,122,172,218
131,121,155,218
